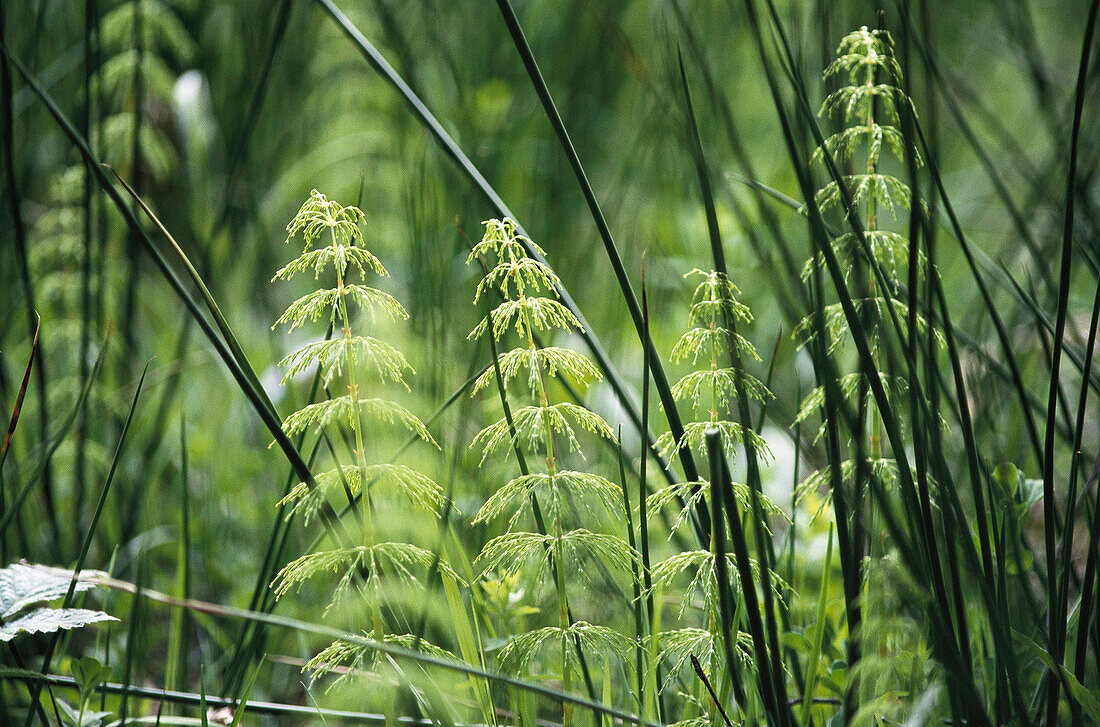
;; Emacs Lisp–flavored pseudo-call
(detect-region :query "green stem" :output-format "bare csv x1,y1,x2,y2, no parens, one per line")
520,297,573,727
331,225,384,641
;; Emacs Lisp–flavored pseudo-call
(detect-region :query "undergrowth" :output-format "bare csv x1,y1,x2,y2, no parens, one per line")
1,2,1099,726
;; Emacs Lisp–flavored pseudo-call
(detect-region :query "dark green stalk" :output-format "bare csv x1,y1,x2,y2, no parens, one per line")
20,364,147,727
668,0,811,323
74,0,97,543
490,0,710,544
738,4,1005,721
808,216,861,725
0,316,37,476
617,434,645,711
900,20,978,670
0,51,354,551
0,1,61,556
1073,460,1100,684
898,2,1053,290
676,48,792,709
1044,4,1099,721
0,345,104,540
1067,286,1100,696
316,0,681,504
119,0,145,380
638,277,667,722
167,414,192,696
707,431,790,727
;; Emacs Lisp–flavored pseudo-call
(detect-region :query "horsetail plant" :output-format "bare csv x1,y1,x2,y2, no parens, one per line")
268,190,455,685
648,269,784,725
795,28,944,724
793,26,934,482
467,218,637,727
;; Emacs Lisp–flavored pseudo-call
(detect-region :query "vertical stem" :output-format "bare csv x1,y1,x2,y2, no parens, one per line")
331,224,384,641
519,295,572,727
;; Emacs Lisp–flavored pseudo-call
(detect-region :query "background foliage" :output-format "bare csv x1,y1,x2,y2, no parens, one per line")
1,0,1099,724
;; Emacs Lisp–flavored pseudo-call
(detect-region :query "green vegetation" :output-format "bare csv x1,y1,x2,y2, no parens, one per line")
1,1,1099,725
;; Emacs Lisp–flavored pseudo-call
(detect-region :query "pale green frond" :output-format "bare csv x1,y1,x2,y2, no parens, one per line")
821,83,903,124
659,628,754,686
279,335,412,388
469,296,582,342
648,479,785,538
99,113,176,179
825,26,901,85
343,284,409,320
651,549,787,619
273,285,406,332
791,301,853,355
273,542,458,607
281,394,437,446
473,470,624,528
685,269,752,328
273,288,341,332
100,0,196,62
813,124,907,168
497,625,563,668
797,457,901,504
689,295,753,328
686,268,744,301
654,431,677,462
473,346,602,395
96,50,178,108
559,529,639,576
499,622,633,672
466,218,547,266
476,532,554,579
367,542,460,590
472,403,613,463
477,528,635,582
670,326,760,366
285,189,368,251
801,230,918,283
279,464,447,525
473,473,552,527
650,550,742,618
43,166,85,205
647,481,709,537
272,243,387,282
305,633,458,688
815,174,912,220
795,297,940,355
32,208,82,249
792,371,908,437
475,256,561,303
674,420,772,465
360,463,448,514
668,717,710,727
277,481,323,524
671,368,771,412
554,470,628,520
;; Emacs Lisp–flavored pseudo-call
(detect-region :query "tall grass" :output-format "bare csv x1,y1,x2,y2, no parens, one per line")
1,0,1098,725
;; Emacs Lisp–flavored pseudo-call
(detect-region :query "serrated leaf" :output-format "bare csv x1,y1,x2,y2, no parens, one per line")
0,607,117,642
0,563,102,618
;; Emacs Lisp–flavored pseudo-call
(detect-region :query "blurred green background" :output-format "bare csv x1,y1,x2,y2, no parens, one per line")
2,0,1097,717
